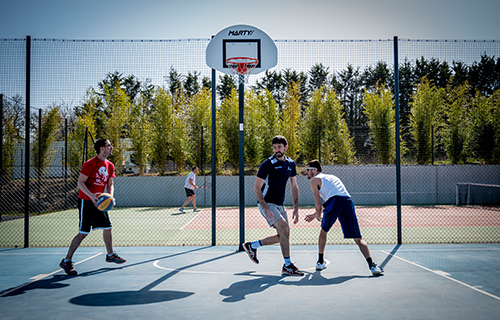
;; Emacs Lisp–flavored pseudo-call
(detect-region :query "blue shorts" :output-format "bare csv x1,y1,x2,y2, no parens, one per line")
321,196,362,238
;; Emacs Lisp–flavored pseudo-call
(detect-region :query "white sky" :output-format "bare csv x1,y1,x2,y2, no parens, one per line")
2,0,500,40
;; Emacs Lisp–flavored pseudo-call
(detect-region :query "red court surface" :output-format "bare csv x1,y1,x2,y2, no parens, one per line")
182,206,500,230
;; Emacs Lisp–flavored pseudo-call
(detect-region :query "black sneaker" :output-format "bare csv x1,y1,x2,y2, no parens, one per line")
282,263,304,276
59,259,78,276
242,242,259,264
105,253,126,264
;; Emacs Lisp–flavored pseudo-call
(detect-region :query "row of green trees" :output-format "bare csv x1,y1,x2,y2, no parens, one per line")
2,55,500,177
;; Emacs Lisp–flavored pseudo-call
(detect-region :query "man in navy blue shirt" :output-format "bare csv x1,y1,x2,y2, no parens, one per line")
242,135,303,276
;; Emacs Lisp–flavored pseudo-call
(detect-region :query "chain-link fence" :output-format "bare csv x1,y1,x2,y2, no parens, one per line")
1,37,499,247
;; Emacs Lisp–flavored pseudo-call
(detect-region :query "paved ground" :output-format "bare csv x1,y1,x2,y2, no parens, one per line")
1,244,499,319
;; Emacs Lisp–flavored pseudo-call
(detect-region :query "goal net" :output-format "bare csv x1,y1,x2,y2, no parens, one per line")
456,183,500,206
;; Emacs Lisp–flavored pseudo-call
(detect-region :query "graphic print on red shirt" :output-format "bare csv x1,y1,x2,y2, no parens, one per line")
78,156,115,201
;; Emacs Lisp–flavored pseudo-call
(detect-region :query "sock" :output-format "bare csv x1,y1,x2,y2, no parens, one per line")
318,253,324,264
284,257,292,267
108,253,115,257
366,257,375,267
63,258,71,263
251,240,262,249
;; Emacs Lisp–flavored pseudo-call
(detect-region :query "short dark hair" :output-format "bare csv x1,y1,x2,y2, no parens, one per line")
306,159,322,172
94,139,108,155
271,135,288,146
192,166,198,171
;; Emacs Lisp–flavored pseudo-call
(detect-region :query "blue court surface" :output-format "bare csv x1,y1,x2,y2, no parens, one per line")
1,244,499,319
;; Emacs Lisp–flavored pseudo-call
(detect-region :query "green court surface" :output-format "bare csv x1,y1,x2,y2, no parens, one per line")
1,205,499,247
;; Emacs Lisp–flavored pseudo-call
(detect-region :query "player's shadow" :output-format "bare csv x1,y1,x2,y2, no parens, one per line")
220,271,369,302
70,250,237,306
0,246,210,300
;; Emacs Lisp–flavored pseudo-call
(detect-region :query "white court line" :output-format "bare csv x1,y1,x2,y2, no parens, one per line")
152,259,330,275
380,250,500,301
0,253,103,297
180,210,204,230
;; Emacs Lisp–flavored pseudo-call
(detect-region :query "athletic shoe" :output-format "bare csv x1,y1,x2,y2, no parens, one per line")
59,259,78,276
179,208,185,213
106,253,126,264
242,242,259,264
282,263,304,276
316,261,327,270
193,208,201,212
370,264,383,276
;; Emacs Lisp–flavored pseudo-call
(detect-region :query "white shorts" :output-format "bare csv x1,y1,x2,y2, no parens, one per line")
258,203,289,227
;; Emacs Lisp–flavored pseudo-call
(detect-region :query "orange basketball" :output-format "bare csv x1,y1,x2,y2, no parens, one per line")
96,193,114,212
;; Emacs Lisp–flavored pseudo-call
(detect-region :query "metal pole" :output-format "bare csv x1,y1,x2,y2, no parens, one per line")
0,94,3,222
37,108,41,215
64,118,68,207
24,35,31,248
211,65,216,246
394,36,402,245
238,74,245,251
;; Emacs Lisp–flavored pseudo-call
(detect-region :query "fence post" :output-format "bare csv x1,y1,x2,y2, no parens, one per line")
394,36,402,245
24,35,31,248
211,63,216,246
37,108,41,215
0,94,3,222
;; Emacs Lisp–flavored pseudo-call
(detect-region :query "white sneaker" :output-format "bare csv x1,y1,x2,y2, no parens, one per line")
193,208,201,212
179,208,185,213
316,261,326,270
371,264,383,276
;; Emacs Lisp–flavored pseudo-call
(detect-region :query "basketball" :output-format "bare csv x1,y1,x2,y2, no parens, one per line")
96,193,114,212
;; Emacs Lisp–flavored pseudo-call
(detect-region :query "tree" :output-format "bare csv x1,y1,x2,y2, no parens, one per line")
167,67,183,98
409,77,444,164
253,70,285,110
414,57,451,89
469,54,500,96
281,81,302,160
129,94,152,174
257,89,280,160
31,106,61,174
187,87,211,170
363,61,392,90
470,91,496,163
440,82,471,164
218,89,239,170
1,95,24,179
151,87,174,175
243,90,263,167
184,71,200,99
321,88,355,164
362,84,395,164
102,82,130,174
308,63,329,93
217,74,237,102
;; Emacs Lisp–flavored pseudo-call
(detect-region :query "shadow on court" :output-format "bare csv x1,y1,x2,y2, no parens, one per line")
220,271,373,302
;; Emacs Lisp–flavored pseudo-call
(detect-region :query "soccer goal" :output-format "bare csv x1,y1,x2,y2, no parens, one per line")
456,183,500,206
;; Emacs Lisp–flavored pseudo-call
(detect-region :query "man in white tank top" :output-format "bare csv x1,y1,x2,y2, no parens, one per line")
304,160,383,276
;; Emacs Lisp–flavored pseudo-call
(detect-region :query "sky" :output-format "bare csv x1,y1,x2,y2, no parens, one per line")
2,0,500,41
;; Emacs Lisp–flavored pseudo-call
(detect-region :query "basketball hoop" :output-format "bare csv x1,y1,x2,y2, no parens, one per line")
226,57,259,84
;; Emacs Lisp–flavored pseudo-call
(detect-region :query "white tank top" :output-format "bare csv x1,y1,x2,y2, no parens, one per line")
315,173,350,201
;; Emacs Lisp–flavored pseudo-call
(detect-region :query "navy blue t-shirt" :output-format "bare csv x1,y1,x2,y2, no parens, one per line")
256,155,297,206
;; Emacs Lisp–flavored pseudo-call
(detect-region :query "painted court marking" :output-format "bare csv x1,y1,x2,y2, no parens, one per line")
380,250,500,301
0,253,103,297
152,258,330,275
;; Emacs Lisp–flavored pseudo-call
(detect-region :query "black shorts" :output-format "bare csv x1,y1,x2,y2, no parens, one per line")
185,188,195,197
78,198,112,234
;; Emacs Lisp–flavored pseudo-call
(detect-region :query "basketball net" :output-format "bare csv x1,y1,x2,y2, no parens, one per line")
226,57,259,85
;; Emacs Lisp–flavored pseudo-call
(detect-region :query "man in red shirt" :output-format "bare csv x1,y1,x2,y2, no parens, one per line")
59,138,126,276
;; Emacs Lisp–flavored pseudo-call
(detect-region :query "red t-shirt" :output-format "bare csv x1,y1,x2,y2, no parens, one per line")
78,156,115,200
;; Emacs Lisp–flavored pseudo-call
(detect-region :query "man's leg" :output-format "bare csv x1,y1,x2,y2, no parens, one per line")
103,229,113,255
192,194,197,210
354,238,370,259
181,196,192,209
273,218,290,258
65,233,87,260
318,228,328,254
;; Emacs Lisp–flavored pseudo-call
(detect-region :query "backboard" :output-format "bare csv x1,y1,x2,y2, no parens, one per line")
206,24,277,75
